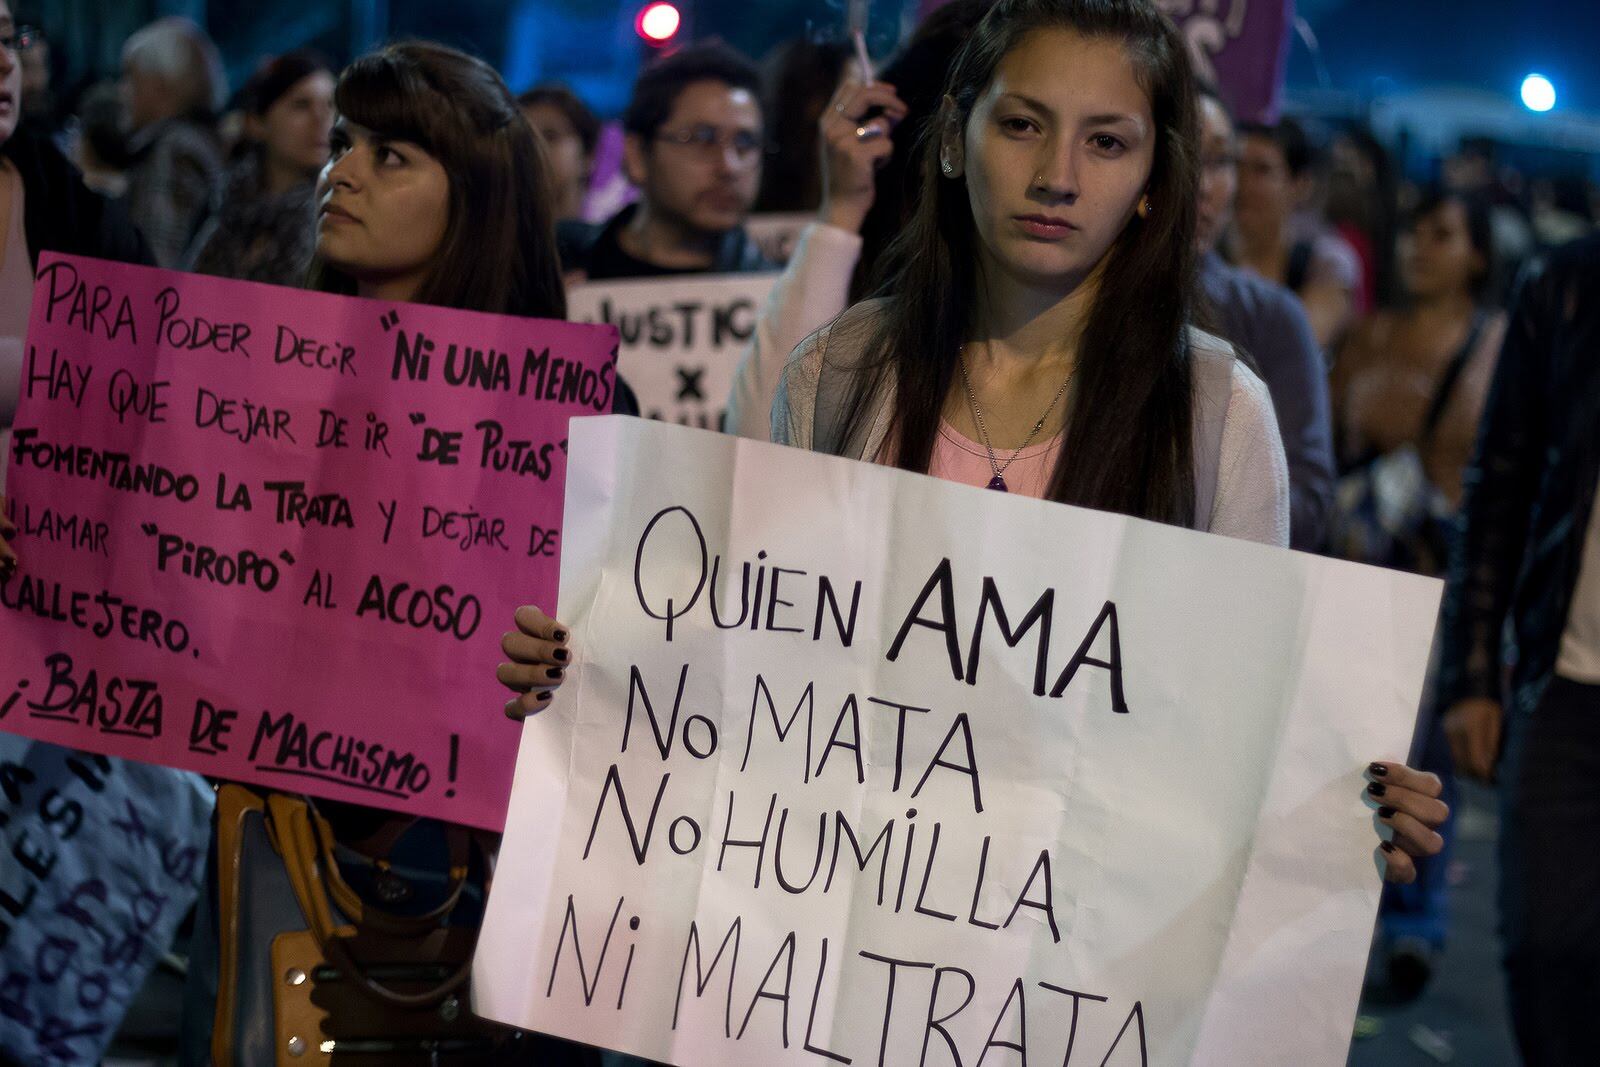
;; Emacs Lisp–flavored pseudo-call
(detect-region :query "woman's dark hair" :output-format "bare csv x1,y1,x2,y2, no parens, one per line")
853,0,997,299
1238,116,1317,178
307,42,565,320
1408,185,1497,303
518,83,602,157
845,0,1200,527
754,37,853,212
621,41,763,142
76,81,132,169
242,49,333,117
1326,124,1399,305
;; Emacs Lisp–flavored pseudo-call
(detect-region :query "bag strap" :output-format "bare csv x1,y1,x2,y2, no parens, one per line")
307,802,472,934
1419,310,1489,446
266,794,479,1008
211,784,266,1067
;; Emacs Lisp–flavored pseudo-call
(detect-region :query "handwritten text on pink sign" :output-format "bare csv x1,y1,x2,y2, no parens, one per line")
0,254,617,829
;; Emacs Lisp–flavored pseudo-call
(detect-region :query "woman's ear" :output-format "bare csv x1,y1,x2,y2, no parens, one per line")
621,134,649,187
938,97,965,179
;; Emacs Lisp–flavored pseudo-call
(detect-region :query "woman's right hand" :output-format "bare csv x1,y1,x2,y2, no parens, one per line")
818,77,908,235
1444,696,1503,782
497,605,571,720
0,494,17,580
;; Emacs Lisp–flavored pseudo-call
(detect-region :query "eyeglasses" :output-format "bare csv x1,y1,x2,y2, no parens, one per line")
0,26,39,55
654,125,767,165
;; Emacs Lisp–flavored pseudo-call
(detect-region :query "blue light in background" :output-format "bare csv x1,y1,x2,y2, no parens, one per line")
1521,73,1556,112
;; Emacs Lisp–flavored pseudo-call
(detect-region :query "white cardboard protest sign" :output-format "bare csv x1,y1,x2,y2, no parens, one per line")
567,273,779,431
475,416,1441,1066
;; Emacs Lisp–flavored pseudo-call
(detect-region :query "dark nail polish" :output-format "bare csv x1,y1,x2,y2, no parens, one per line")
1378,806,1396,819
554,648,570,663
1367,781,1387,798
547,668,564,681
1368,762,1389,777
554,629,569,643
1380,841,1397,853
536,690,552,702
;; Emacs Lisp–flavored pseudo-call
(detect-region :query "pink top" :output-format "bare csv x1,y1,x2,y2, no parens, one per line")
879,420,1064,499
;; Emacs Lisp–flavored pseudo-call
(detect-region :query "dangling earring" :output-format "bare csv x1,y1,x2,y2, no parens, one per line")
941,156,955,176
1136,194,1152,219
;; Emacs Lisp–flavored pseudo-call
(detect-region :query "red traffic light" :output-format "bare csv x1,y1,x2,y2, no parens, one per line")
636,2,682,44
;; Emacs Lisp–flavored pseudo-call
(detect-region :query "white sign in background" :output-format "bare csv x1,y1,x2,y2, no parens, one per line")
567,273,779,432
475,417,1441,1065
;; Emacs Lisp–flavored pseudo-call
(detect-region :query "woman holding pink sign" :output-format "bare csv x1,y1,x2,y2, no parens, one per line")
500,0,1447,887
181,41,612,1067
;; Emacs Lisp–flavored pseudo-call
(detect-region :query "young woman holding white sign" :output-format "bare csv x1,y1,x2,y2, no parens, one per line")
500,0,1447,883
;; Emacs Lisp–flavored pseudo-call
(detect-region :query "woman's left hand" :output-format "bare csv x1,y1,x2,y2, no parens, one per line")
1366,761,1447,884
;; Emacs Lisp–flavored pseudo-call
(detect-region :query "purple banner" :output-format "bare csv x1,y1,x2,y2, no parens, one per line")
918,0,1294,125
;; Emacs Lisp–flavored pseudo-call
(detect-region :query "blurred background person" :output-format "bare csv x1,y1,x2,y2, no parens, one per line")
1327,125,1400,311
752,35,852,214
69,80,131,197
519,82,600,223
1329,187,1505,1003
11,12,55,140
1331,187,1504,567
1233,116,1362,351
1529,174,1595,248
1442,136,1536,287
0,0,149,516
1436,229,1600,1066
119,15,226,267
189,49,333,284
559,41,770,280
1194,82,1335,552
726,0,991,439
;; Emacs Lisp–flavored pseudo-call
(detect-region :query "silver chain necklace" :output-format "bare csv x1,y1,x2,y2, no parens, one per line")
956,346,1074,492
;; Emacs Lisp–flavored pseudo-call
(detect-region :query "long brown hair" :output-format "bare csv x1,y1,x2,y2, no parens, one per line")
847,0,1200,527
308,42,566,320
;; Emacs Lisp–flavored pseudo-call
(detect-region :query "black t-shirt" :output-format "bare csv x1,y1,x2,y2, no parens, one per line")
580,221,710,280
556,203,772,280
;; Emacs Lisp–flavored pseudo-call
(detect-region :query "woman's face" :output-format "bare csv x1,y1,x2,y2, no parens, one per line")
260,71,336,179
1400,199,1483,300
1234,133,1291,233
1195,96,1238,254
0,3,23,144
315,118,451,294
522,101,591,211
952,27,1155,292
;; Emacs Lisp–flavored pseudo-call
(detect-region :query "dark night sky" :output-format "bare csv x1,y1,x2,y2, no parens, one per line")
1288,0,1600,113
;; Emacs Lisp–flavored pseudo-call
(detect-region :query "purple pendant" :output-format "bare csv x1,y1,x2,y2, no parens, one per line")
987,475,1008,492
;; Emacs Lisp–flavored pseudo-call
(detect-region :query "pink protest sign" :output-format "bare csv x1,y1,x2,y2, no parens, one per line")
0,254,618,830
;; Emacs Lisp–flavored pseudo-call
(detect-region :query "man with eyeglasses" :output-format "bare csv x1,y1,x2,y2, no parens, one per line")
559,42,773,280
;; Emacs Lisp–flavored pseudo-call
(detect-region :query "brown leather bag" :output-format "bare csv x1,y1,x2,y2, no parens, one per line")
210,785,520,1065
